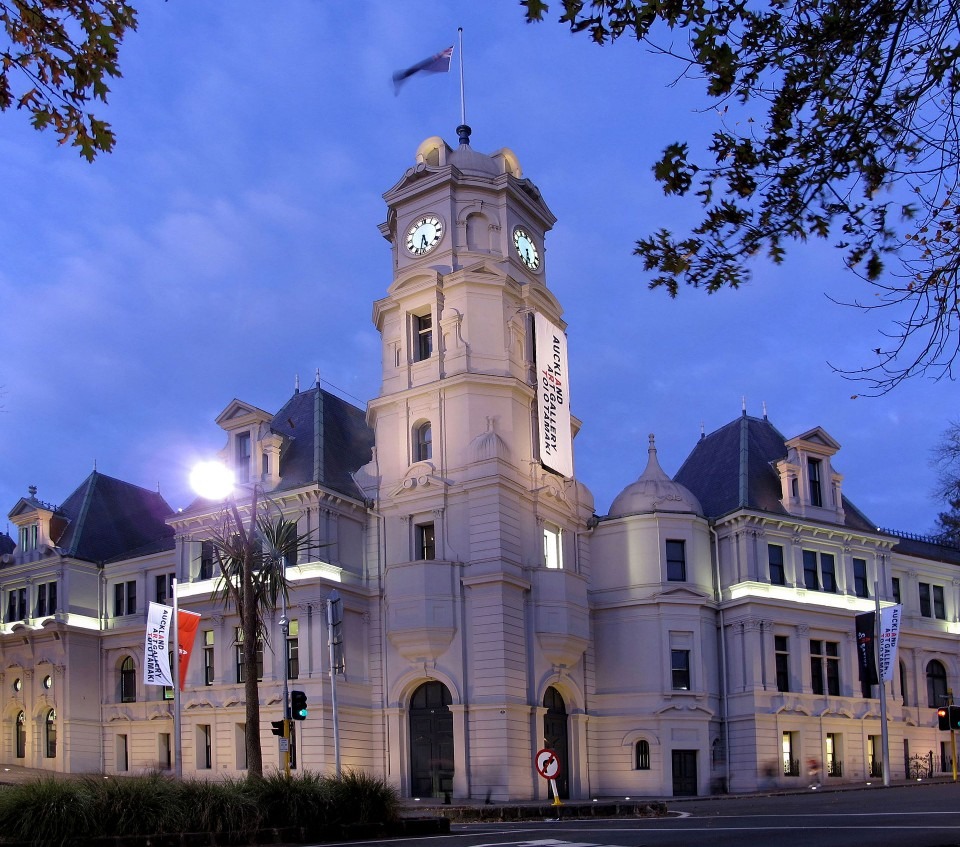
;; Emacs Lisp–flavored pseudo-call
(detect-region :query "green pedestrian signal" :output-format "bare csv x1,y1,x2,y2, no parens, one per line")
291,689,308,720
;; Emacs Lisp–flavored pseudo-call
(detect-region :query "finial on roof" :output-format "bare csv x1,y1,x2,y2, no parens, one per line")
456,124,471,146
28,485,37,498
295,373,300,394
93,458,97,471
700,421,705,440
648,433,657,454
762,400,768,420
315,368,321,388
741,396,747,416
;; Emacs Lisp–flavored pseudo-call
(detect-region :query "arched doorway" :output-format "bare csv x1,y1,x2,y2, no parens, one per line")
542,686,569,799
409,681,453,799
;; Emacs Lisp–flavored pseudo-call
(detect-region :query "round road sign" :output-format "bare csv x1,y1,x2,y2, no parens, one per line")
535,747,561,779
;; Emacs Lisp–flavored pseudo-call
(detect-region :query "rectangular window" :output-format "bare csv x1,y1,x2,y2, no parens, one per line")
235,723,247,771
36,582,56,617
803,550,819,590
821,553,837,593
235,432,251,484
853,558,869,599
775,635,790,692
203,630,215,685
671,649,691,690
7,587,26,621
287,619,299,680
543,523,563,569
811,639,840,696
665,540,686,581
414,312,433,361
415,523,436,561
235,628,263,683
892,576,901,604
18,524,38,552
197,724,212,770
159,733,171,770
808,458,823,507
825,733,842,777
199,540,214,580
934,585,946,620
155,573,174,604
117,734,129,772
768,544,786,585
127,581,136,616
920,582,932,617
782,731,799,776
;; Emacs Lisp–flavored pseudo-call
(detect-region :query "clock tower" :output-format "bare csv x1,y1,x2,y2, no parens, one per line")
362,127,594,801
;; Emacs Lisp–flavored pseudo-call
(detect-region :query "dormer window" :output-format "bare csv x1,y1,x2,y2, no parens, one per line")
808,459,823,507
17,525,37,552
235,432,251,484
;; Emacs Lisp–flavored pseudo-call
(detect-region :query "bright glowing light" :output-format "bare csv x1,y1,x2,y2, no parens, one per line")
190,462,235,500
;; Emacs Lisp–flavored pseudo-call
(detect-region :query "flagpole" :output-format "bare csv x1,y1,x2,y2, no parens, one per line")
874,580,890,787
173,578,183,779
458,27,466,129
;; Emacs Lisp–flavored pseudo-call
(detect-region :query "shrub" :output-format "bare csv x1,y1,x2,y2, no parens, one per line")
0,777,95,846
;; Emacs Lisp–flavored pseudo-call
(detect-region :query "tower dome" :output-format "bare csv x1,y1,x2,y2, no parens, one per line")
608,434,702,517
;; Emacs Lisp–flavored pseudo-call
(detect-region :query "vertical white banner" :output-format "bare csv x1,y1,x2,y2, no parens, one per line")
144,601,174,687
534,312,574,478
878,604,902,682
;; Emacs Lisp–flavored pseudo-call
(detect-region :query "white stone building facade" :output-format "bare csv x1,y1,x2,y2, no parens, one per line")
2,130,958,799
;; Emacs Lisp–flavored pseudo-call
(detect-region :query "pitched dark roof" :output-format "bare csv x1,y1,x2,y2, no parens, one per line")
270,386,374,499
887,533,960,566
674,414,875,532
55,471,176,563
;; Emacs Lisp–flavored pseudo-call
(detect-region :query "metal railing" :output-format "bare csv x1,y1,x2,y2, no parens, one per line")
783,759,800,776
827,760,843,777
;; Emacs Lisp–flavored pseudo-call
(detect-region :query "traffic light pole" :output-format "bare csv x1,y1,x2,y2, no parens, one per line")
951,689,957,783
280,591,291,778
327,590,342,778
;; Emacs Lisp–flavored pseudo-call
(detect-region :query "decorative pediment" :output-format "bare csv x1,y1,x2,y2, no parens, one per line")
215,399,273,431
470,418,510,463
392,462,452,496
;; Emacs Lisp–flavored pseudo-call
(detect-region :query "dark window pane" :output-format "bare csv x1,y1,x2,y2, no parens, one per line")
666,540,686,581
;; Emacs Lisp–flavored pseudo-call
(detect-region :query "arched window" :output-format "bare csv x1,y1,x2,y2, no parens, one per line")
414,422,432,462
900,660,909,706
927,659,948,708
15,711,25,759
120,656,136,703
635,739,650,770
45,709,56,758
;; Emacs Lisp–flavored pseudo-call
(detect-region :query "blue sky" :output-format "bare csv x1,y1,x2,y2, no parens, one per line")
0,0,953,535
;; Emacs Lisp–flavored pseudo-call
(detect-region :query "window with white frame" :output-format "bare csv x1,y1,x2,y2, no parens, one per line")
543,523,562,569
414,421,433,462
17,524,38,552
114,580,137,617
808,458,823,506
919,582,946,620
853,558,869,598
35,581,57,617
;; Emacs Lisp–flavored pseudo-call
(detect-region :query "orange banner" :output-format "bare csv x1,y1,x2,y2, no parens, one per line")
177,609,202,689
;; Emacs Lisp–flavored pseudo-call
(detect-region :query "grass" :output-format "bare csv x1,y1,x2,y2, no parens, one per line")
0,770,399,846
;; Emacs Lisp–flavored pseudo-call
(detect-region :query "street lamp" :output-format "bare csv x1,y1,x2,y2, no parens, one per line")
189,461,235,501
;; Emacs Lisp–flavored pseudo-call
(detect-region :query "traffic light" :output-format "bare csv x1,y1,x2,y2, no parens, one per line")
950,705,960,730
270,719,286,736
291,690,308,720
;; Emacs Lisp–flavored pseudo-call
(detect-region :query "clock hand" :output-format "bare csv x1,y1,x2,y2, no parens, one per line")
420,234,428,250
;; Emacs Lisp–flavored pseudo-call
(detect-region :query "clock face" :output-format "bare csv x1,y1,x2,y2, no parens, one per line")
405,215,444,256
513,227,540,270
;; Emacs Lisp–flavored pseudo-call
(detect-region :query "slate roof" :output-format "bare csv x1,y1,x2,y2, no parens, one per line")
888,533,960,566
674,413,876,532
54,471,176,564
270,386,374,499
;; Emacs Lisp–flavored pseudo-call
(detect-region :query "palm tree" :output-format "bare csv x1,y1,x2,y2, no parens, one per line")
208,492,310,778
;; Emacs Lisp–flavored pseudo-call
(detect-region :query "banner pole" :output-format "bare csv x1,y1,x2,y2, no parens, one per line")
874,581,890,787
173,578,183,779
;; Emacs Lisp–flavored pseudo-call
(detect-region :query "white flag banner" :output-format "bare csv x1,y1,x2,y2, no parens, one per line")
534,312,574,478
878,604,903,682
144,601,174,687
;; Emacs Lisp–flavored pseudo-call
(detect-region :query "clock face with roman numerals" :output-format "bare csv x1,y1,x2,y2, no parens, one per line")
513,227,540,270
405,215,444,256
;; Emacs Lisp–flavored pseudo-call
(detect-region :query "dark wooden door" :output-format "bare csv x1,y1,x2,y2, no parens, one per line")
672,749,698,796
542,687,569,799
409,682,454,799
